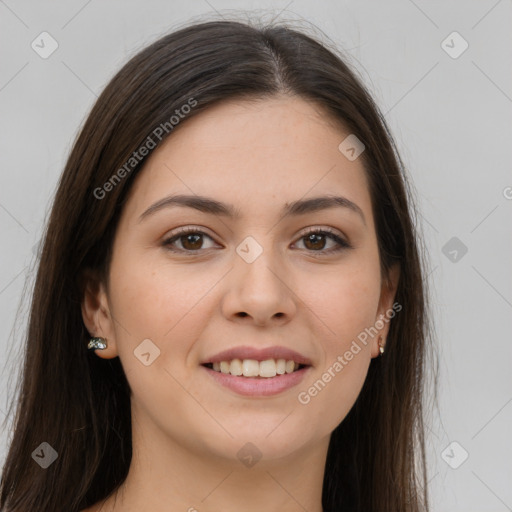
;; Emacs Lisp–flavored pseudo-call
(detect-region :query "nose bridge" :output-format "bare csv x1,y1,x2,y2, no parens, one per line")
224,233,296,323
238,240,281,290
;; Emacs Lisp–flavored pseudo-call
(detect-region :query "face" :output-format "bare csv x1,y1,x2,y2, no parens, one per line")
83,96,399,465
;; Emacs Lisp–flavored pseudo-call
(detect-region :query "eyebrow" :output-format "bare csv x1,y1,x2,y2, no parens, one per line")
138,193,366,226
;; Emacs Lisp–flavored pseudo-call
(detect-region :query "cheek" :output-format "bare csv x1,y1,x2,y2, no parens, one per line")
302,254,381,345
108,251,220,380
110,250,204,335
107,254,208,409
294,257,380,422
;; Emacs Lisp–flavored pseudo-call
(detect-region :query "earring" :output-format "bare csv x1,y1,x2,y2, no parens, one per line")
378,335,385,356
88,337,107,350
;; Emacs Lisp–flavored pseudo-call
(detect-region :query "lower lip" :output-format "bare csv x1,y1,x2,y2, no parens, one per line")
201,365,311,397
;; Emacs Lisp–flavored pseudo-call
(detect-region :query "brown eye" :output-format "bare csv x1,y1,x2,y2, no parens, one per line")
179,233,203,250
303,232,328,251
295,229,351,254
163,228,217,253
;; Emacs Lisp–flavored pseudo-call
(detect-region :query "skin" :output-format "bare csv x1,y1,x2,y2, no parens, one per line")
81,95,399,512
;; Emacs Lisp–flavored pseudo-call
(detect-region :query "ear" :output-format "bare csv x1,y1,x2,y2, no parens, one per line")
80,268,119,359
371,263,400,358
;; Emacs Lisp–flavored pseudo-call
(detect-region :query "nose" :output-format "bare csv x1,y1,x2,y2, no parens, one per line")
221,247,297,326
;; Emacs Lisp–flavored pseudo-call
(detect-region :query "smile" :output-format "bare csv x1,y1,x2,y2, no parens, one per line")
201,361,311,397
202,358,307,378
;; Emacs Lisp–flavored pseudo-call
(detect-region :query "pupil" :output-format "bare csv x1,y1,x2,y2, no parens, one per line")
305,233,325,250
183,233,202,250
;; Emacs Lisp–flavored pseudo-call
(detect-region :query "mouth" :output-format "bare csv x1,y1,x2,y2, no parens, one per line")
200,360,312,397
201,359,310,378
200,345,313,396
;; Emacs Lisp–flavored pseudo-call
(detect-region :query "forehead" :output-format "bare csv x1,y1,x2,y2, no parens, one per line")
122,96,373,227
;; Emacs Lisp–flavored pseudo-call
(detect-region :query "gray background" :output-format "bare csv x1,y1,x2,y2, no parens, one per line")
1,1,511,511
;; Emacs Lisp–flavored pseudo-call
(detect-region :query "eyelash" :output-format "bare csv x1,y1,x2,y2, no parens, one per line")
162,226,352,255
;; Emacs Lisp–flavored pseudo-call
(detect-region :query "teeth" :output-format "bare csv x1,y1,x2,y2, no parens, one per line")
259,359,276,378
209,358,301,378
240,359,256,377
285,360,295,374
230,358,243,376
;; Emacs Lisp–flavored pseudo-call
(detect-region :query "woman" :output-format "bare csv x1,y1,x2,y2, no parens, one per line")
0,18,435,512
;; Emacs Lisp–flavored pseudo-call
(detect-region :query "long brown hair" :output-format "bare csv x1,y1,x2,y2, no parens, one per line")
0,18,436,512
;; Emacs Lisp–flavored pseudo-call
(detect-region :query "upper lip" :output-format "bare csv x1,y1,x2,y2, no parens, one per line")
201,345,313,366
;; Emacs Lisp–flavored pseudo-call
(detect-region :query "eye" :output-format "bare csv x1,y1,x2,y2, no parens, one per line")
162,226,352,255
293,228,351,254
162,227,218,253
